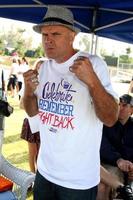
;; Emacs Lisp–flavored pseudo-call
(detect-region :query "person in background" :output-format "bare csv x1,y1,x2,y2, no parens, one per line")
23,5,118,200
99,166,133,200
100,165,123,190
0,58,5,96
17,57,30,100
128,77,133,96
98,94,133,200
20,117,40,174
7,58,18,97
20,58,44,173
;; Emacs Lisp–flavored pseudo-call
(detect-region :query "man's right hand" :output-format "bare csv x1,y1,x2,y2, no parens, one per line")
23,69,39,96
23,69,39,117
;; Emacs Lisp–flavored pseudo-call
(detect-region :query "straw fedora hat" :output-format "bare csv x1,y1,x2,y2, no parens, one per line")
33,5,80,34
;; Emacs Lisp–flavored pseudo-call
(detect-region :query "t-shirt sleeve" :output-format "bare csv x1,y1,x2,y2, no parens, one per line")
28,114,39,133
90,55,118,100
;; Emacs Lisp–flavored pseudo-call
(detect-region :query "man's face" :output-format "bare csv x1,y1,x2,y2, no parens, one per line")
41,25,76,63
118,101,133,121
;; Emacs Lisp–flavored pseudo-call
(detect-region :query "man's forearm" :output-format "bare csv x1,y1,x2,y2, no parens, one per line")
23,94,38,117
89,73,118,127
100,166,123,188
69,56,118,126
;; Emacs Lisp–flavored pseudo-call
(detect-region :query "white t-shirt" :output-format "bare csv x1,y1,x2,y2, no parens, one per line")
9,63,19,76
31,51,117,189
17,63,29,82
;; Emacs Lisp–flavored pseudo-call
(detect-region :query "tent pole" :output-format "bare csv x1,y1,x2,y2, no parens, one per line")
90,34,98,55
94,35,98,55
90,33,94,54
90,7,98,55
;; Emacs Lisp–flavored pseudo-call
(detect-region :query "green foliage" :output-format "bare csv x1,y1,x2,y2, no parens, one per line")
126,47,131,55
78,34,90,51
0,26,33,56
102,46,133,65
0,39,4,54
25,50,35,57
34,45,44,58
104,55,118,67
119,47,133,64
0,25,44,58
119,55,131,64
81,35,90,51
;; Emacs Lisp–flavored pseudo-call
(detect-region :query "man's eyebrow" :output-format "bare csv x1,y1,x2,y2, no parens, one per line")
42,31,62,35
52,32,62,35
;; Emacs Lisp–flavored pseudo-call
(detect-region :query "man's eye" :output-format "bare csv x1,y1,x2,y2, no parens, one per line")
42,34,47,37
53,33,61,36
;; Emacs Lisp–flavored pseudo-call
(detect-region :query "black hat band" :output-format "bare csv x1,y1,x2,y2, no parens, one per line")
43,17,73,26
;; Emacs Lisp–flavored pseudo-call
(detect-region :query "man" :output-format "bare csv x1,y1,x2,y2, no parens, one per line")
98,94,133,200
99,166,133,200
100,165,133,200
128,76,133,95
23,5,118,200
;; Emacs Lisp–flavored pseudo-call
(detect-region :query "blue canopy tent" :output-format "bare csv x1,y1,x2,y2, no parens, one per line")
0,0,133,50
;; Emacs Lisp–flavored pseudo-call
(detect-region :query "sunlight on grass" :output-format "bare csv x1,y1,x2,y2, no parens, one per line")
2,96,33,200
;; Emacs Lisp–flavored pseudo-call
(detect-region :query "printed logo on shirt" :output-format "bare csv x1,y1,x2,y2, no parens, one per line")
39,79,76,131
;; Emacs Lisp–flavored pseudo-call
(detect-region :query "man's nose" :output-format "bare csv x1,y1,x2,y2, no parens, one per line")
44,35,53,43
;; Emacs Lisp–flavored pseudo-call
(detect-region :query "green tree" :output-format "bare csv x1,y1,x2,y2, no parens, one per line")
119,47,132,64
79,34,90,51
34,45,44,58
126,47,131,55
119,55,129,64
0,26,33,56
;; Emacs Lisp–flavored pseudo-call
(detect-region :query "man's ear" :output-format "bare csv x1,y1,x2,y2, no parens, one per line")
69,31,76,47
69,31,76,44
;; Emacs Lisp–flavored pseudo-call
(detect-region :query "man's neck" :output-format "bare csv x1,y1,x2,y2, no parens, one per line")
55,49,78,63
119,117,129,125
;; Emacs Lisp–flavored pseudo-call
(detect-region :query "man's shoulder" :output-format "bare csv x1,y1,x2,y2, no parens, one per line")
103,120,118,129
103,121,119,136
128,117,133,124
79,51,102,61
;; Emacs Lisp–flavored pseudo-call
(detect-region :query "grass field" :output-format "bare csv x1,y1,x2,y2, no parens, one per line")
2,95,33,200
